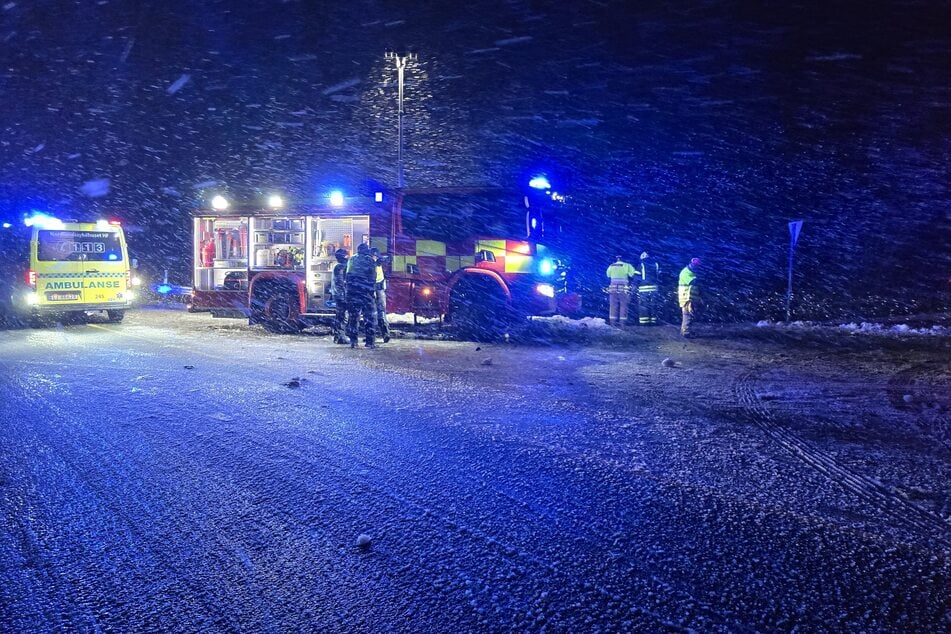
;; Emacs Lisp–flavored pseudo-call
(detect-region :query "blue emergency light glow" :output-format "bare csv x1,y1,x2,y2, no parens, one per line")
539,259,554,276
157,284,173,295
23,211,64,230
329,190,345,206
374,192,384,203
2,222,11,229
528,176,551,190
108,253,118,261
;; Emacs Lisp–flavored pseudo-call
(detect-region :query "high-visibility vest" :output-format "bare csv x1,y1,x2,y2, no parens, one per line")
678,265,700,307
606,261,635,283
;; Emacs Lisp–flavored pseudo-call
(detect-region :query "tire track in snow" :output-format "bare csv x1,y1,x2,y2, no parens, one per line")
885,361,951,452
1,358,283,631
735,368,951,549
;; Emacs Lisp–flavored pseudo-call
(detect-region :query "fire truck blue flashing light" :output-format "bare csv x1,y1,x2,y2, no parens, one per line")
528,176,551,190
374,192,384,203
157,284,173,295
329,190,345,207
539,258,554,276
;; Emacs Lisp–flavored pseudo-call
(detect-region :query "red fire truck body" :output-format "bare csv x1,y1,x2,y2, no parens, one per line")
189,188,579,335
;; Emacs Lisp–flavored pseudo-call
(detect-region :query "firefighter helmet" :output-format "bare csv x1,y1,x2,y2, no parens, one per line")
334,248,348,262
690,257,702,267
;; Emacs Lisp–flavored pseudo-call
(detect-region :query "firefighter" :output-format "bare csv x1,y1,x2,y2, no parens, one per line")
637,251,661,326
678,257,702,337
345,242,377,348
605,255,636,326
370,247,391,344
330,248,349,344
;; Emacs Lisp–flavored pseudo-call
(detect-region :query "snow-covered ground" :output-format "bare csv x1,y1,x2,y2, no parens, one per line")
0,307,947,632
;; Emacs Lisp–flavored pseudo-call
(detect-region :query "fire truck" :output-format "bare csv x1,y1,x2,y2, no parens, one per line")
189,187,580,337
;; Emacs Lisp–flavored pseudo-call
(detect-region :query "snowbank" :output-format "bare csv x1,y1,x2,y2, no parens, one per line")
755,319,947,337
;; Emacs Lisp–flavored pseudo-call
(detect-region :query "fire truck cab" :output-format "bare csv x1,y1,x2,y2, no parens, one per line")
189,188,579,337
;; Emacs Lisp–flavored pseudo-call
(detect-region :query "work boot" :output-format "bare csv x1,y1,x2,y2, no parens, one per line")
349,338,357,348
383,334,391,343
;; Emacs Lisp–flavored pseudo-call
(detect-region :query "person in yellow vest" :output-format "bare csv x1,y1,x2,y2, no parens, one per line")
370,247,391,343
605,255,637,326
678,257,702,337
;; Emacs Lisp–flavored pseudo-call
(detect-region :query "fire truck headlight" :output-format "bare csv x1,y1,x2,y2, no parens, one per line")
539,258,554,276
211,195,229,210
420,286,433,297
126,291,135,303
26,292,39,305
132,275,143,286
535,283,555,298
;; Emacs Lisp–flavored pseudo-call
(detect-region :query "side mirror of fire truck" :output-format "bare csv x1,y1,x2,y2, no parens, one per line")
475,250,496,263
406,263,419,275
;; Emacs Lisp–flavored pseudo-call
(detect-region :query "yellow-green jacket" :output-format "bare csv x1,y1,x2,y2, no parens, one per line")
678,265,700,307
606,260,636,284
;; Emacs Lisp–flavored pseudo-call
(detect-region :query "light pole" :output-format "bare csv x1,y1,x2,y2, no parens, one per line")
385,52,416,188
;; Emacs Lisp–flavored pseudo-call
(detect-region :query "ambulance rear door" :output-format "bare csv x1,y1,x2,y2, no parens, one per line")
75,225,130,305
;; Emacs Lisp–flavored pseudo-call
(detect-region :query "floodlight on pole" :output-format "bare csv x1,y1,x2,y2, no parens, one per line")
385,51,417,188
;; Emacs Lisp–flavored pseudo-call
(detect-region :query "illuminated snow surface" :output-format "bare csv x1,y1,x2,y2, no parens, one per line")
0,307,947,632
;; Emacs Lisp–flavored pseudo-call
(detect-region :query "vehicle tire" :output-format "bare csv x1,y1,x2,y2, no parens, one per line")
449,278,518,342
249,287,267,326
107,309,125,323
263,292,302,334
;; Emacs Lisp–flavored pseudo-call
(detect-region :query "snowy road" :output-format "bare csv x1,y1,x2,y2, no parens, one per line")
1,308,948,632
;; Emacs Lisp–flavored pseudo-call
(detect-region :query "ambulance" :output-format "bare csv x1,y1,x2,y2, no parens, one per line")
1,212,135,325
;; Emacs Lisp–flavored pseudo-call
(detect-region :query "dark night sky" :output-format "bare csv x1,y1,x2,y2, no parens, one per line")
1,1,949,319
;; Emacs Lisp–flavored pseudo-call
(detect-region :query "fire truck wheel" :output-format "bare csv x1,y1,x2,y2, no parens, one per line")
449,278,517,342
263,292,302,334
107,310,125,323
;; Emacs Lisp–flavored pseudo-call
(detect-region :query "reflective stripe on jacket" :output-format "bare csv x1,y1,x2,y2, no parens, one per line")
678,265,700,307
639,259,660,285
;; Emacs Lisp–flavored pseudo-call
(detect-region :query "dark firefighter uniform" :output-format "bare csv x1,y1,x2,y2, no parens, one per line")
346,243,377,348
330,248,349,344
637,251,661,325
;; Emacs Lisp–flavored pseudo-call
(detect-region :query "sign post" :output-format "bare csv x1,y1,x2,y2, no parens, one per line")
786,220,803,322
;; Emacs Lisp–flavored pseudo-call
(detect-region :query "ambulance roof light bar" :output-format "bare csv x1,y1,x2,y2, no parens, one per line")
23,211,65,230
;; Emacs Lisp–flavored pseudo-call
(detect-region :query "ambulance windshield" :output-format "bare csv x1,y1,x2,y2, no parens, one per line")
37,230,124,262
